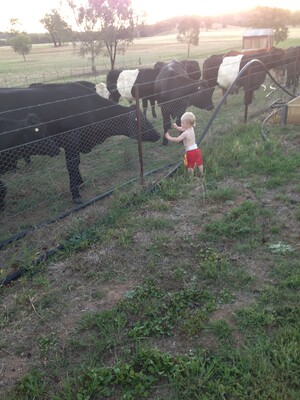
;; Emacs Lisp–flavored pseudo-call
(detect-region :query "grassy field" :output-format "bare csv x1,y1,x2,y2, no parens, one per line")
1,26,300,86
1,26,299,243
0,27,300,399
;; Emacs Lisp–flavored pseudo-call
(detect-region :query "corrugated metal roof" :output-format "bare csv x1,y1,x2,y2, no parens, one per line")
243,29,273,37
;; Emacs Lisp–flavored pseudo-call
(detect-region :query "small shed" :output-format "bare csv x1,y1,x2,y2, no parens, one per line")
242,29,273,50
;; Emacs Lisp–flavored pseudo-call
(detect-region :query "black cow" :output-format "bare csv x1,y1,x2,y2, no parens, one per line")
154,60,214,145
106,68,161,118
154,59,202,80
0,81,160,203
284,46,300,89
0,113,60,209
203,47,285,106
0,113,60,173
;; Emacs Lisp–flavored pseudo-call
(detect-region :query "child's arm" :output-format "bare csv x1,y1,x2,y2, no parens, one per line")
165,131,187,143
173,123,185,132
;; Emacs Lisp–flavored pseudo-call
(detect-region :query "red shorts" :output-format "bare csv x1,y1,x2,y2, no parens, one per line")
184,148,203,169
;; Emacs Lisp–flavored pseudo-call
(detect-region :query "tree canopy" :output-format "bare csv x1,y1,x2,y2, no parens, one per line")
249,6,291,43
40,9,72,47
176,17,200,58
10,33,32,61
67,0,134,71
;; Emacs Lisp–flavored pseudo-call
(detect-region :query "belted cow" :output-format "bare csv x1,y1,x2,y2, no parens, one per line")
0,81,160,204
154,60,214,145
106,68,161,118
203,47,285,106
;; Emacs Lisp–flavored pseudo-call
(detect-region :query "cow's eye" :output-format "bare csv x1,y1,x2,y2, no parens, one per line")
35,128,39,132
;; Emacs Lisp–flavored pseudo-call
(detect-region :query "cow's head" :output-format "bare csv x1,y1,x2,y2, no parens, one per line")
266,47,286,70
128,106,160,142
188,81,214,111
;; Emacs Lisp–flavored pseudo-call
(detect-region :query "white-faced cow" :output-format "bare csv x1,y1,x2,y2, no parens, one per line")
203,47,285,107
0,81,160,204
95,82,110,99
106,68,161,118
154,60,214,145
0,113,60,209
154,60,202,81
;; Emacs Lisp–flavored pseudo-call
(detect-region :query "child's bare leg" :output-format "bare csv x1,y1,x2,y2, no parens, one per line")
197,165,204,177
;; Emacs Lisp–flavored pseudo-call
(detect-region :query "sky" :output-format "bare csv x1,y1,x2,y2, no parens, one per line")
0,0,299,33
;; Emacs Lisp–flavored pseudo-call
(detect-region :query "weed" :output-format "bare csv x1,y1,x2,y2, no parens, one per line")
207,320,234,341
269,242,295,255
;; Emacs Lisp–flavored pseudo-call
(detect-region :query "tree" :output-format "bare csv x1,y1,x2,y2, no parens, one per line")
67,0,103,73
10,32,32,61
249,7,291,43
176,17,200,58
89,0,134,70
40,9,72,47
8,19,32,61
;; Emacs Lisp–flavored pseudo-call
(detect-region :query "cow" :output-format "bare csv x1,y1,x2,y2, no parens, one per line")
225,47,286,89
106,68,161,118
154,60,214,145
154,59,202,80
0,81,160,204
0,113,60,174
0,113,60,209
95,82,110,99
284,46,300,89
203,47,285,107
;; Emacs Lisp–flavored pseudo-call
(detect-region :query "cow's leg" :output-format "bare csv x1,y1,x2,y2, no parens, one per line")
64,147,82,203
0,181,7,210
142,98,148,116
222,88,228,105
161,104,172,145
150,98,157,118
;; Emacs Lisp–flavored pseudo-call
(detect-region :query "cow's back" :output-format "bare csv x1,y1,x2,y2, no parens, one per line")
0,82,128,133
155,60,188,101
202,55,224,87
134,68,160,97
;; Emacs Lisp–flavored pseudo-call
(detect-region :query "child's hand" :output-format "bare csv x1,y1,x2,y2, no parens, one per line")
165,132,170,138
172,123,177,129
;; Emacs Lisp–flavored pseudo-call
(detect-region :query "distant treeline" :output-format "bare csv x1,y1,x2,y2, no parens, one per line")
0,9,299,47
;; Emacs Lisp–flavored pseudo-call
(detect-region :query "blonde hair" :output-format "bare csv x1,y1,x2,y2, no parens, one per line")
181,112,196,127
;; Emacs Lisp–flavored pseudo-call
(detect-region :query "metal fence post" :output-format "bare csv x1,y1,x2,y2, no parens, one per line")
135,84,144,185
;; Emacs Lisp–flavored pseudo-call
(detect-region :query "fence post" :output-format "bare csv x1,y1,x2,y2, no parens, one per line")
135,85,144,185
244,65,251,123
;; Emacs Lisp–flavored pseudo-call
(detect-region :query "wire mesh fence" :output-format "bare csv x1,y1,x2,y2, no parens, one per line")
0,51,299,247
